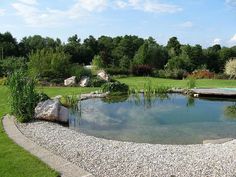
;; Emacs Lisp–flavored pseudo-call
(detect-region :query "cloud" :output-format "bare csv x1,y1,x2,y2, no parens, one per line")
212,38,221,45
114,0,182,13
12,0,108,27
229,34,236,43
226,0,236,7
76,0,107,12
179,21,193,28
18,0,38,5
0,9,5,16
12,0,182,27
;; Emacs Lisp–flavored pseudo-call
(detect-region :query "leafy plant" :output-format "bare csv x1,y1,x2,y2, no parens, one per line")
101,81,129,93
7,70,41,122
89,77,107,87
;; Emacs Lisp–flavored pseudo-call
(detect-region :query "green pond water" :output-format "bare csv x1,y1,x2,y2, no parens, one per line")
69,94,236,144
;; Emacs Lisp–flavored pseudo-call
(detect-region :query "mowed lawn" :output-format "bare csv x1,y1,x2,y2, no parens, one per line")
0,77,236,176
0,86,97,177
117,77,236,89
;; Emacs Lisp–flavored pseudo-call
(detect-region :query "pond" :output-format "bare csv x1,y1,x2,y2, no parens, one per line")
69,93,236,145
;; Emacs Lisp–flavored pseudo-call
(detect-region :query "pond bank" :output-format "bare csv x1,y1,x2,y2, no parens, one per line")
17,119,236,177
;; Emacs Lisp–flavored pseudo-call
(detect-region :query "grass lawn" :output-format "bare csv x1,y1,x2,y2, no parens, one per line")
117,77,236,89
0,77,236,176
0,86,97,177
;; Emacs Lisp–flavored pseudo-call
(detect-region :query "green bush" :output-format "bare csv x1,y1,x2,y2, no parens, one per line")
105,67,130,76
69,65,92,81
7,70,43,122
28,48,71,79
89,77,107,87
101,81,129,93
156,69,187,80
0,57,27,77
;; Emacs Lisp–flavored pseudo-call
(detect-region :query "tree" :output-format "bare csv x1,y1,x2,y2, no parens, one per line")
167,37,181,57
0,32,19,58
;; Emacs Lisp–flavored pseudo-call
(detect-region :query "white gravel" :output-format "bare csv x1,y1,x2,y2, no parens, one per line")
17,121,236,177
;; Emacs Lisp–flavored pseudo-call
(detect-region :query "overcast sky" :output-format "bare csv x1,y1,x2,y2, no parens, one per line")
0,0,236,47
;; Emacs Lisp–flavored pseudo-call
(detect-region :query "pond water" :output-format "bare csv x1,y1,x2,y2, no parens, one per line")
69,94,236,144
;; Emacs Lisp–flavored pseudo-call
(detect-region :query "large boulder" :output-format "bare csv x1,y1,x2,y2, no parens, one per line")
79,76,90,87
64,76,76,86
97,70,109,81
35,99,69,123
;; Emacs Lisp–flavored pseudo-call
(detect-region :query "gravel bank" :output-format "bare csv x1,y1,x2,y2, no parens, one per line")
17,121,236,177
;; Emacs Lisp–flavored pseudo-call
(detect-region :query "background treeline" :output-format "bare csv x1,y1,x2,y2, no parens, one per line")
0,31,236,81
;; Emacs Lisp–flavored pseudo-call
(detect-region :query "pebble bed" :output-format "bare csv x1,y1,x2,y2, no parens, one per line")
16,121,236,177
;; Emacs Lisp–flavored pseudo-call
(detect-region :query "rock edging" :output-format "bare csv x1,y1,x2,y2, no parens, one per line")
2,115,94,177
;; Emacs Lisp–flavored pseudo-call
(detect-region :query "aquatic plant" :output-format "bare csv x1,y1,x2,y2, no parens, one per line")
186,76,196,89
60,94,79,110
7,70,40,122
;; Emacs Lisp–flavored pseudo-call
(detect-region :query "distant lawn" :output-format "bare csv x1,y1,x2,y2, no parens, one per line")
117,77,236,89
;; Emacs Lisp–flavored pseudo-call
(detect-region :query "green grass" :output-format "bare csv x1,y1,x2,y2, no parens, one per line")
0,86,96,177
117,77,236,89
0,77,236,176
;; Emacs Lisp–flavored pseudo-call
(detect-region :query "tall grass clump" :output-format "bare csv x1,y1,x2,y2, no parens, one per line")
7,70,39,122
60,94,79,110
186,77,196,89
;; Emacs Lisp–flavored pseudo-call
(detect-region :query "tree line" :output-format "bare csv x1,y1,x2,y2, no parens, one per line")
0,31,236,77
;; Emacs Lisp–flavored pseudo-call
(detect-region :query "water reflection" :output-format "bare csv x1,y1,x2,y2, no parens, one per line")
69,93,236,144
224,103,236,119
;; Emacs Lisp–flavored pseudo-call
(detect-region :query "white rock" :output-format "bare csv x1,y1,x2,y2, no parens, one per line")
79,77,90,87
35,99,69,123
64,76,76,86
35,100,59,121
97,70,109,81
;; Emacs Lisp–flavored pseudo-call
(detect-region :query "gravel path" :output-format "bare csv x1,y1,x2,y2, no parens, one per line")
17,121,236,177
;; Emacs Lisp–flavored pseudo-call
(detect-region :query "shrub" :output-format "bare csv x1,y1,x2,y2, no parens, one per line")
101,81,129,93
28,48,71,79
132,64,153,76
156,69,187,80
7,70,41,122
214,73,230,80
69,65,92,81
0,57,27,77
105,67,130,76
225,58,236,79
188,69,215,79
89,77,107,87
92,55,105,70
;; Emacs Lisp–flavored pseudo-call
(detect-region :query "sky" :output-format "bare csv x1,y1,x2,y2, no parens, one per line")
0,0,236,47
